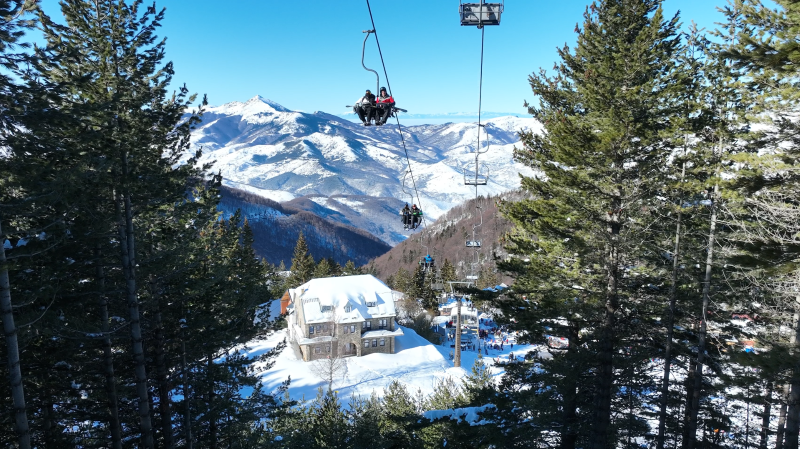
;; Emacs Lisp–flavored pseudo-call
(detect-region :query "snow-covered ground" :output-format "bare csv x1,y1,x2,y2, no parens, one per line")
246,325,542,404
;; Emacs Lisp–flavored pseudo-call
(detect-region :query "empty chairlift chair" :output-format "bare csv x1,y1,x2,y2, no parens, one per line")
459,1,503,27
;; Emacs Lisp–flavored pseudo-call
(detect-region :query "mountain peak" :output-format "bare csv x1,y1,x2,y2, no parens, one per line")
244,95,290,112
209,96,291,116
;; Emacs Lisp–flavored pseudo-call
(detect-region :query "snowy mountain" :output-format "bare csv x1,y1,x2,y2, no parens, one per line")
190,96,541,245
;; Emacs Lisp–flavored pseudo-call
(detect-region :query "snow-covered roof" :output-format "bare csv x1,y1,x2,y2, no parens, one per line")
292,275,398,325
361,328,404,339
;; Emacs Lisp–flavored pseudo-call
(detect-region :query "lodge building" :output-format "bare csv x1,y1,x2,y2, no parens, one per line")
286,275,404,362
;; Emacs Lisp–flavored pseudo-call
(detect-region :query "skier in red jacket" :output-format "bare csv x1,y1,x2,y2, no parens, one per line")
375,87,395,126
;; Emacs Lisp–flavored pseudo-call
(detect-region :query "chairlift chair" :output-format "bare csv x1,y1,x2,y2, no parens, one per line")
463,162,489,186
419,256,436,272
459,1,503,27
344,29,408,126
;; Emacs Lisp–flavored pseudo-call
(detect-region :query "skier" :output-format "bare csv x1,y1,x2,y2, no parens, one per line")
375,87,395,125
420,254,434,272
400,203,411,229
411,204,423,229
354,89,376,125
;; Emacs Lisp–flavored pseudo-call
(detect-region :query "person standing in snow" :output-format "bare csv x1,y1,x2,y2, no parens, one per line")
354,89,376,125
375,87,395,125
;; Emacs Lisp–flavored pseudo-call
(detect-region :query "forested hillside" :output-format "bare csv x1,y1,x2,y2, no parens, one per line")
370,192,522,285
219,186,392,266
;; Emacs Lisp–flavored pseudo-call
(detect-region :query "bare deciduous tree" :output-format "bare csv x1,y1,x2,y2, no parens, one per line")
310,355,348,392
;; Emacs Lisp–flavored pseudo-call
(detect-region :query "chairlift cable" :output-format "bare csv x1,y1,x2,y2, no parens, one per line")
365,0,427,231
476,25,485,199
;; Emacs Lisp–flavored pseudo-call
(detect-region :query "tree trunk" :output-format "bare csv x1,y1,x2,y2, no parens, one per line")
761,382,772,449
208,355,217,449
117,189,155,449
151,277,174,449
776,383,789,449
683,344,696,449
0,218,31,449
561,322,580,449
784,311,800,449
658,160,686,449
684,181,719,449
43,389,54,447
96,246,123,449
590,206,621,449
181,321,193,449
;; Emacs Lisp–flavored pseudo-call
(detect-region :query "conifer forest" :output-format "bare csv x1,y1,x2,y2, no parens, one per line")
3,0,800,448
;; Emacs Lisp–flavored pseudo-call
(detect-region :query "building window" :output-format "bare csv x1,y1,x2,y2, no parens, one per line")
326,345,331,353
379,319,387,329
350,325,355,333
372,339,377,347
321,305,332,313
364,340,369,348
366,301,376,307
309,325,314,334
314,347,321,354
380,338,385,346
365,321,372,329
316,325,321,333
345,304,352,313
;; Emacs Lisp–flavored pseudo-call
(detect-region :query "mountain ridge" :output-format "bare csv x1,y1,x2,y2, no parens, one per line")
189,95,540,246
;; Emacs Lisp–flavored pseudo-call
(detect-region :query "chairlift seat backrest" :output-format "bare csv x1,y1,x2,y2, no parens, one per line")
459,3,503,26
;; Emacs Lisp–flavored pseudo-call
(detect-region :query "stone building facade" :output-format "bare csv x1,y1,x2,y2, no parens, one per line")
286,275,404,362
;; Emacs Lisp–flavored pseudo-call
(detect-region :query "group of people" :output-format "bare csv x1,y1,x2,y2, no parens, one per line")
400,203,423,230
353,87,395,126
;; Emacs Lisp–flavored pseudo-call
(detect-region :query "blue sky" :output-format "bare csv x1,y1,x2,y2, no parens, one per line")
37,1,744,123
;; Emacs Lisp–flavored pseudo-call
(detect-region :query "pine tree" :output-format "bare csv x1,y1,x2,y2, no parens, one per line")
314,258,332,279
476,264,497,290
0,2,40,447
348,393,390,449
288,232,315,287
724,3,800,449
440,259,457,285
380,381,421,448
3,2,284,447
500,1,682,447
343,260,362,276
425,376,467,411
326,257,342,277
463,358,493,404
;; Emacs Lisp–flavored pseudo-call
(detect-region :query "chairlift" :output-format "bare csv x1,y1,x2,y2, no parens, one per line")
466,240,482,248
419,255,436,272
344,29,407,126
459,1,503,27
463,162,489,186
430,267,445,291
